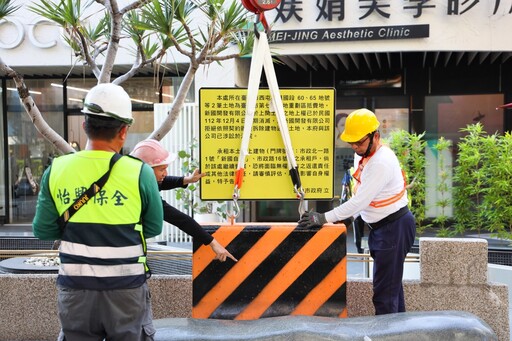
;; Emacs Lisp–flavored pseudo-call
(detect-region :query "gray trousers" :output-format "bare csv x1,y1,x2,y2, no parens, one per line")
57,283,155,341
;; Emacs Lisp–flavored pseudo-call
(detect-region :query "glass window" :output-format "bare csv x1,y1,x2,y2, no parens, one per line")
425,94,504,142
67,109,156,154
64,77,192,153
424,94,504,217
3,76,191,224
7,79,64,223
63,79,97,110
67,115,86,152
65,77,192,108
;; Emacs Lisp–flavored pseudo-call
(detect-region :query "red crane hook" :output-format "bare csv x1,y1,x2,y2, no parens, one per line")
241,0,281,32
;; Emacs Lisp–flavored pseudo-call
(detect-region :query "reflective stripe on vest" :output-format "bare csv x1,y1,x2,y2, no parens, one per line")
60,263,145,277
59,241,144,259
369,169,407,208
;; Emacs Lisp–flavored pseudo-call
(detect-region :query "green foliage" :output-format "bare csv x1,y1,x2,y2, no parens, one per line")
453,123,489,235
383,125,512,241
174,139,229,220
481,131,512,239
385,130,430,234
432,136,453,236
0,0,21,20
29,0,86,27
451,123,512,241
135,0,189,44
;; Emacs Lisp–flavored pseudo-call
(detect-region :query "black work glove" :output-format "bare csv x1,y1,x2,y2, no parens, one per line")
297,211,327,229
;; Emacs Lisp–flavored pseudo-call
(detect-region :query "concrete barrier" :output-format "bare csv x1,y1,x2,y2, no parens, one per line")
0,237,509,341
193,224,348,319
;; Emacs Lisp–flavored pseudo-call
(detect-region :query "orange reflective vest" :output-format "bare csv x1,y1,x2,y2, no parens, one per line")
352,148,407,208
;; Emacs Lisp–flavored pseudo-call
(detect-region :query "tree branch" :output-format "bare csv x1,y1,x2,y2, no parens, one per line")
0,57,74,154
98,0,122,83
120,0,151,14
148,62,198,141
72,27,101,78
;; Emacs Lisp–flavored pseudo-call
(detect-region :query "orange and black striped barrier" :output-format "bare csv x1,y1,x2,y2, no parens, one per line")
192,223,347,320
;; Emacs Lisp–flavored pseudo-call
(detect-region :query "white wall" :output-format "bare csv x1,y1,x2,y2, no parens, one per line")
153,103,199,243
5,1,512,70
488,264,512,301
0,0,190,67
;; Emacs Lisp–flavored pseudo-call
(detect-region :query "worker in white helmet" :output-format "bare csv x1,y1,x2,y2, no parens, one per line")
131,139,237,263
33,83,163,340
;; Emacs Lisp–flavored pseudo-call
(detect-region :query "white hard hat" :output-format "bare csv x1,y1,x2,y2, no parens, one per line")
130,139,177,167
82,83,133,125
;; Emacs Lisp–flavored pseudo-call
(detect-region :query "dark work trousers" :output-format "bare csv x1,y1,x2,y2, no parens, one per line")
353,216,366,253
368,210,416,315
57,283,155,341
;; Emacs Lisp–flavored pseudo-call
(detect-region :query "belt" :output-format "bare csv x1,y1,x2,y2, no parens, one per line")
366,206,409,231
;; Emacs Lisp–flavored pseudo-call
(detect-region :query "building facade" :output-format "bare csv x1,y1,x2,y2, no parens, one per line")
248,1,512,220
1,1,511,225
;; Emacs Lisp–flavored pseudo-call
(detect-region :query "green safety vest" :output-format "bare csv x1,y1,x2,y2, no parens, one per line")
49,151,148,290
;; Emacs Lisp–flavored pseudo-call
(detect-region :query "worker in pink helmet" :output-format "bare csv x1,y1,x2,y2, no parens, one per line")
131,139,237,262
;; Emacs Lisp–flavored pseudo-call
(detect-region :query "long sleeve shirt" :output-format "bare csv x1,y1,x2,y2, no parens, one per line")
159,176,213,245
324,145,408,224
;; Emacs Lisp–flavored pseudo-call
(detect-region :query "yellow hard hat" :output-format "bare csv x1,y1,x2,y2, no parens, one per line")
340,108,380,142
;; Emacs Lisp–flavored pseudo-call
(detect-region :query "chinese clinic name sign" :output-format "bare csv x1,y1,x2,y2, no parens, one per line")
199,88,335,200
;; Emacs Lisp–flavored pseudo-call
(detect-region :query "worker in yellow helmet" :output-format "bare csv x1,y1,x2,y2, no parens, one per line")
298,108,416,315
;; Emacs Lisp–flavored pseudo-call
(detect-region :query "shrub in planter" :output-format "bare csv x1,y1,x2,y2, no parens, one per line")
453,123,490,236
432,136,452,237
385,130,429,234
480,130,512,240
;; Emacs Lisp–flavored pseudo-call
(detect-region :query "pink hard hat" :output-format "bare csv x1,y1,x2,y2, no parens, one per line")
130,139,176,167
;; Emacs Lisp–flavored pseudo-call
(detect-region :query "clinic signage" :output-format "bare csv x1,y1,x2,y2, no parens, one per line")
266,0,512,51
268,24,429,44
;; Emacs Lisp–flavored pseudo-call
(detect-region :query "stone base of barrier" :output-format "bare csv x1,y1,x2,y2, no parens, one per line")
153,311,497,341
0,237,509,340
